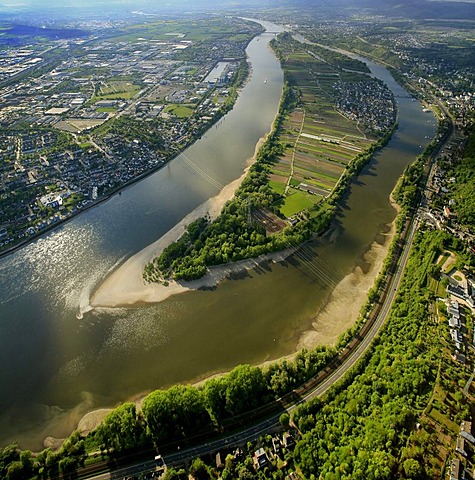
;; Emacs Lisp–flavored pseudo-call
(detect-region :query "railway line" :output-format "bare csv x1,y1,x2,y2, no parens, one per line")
80,206,420,480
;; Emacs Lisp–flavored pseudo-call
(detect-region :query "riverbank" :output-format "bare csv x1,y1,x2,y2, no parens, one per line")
0,142,210,262
0,16,439,457
61,72,423,454
90,134,270,309
78,203,397,439
298,208,397,350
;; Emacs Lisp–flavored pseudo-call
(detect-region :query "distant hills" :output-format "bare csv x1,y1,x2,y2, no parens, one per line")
0,0,474,23
272,0,475,20
338,0,475,18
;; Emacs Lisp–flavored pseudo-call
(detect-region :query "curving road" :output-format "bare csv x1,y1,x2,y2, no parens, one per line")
83,210,420,480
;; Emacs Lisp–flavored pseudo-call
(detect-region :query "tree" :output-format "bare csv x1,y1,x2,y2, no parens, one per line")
59,456,78,477
279,413,290,429
189,457,212,480
403,458,423,478
5,462,25,480
0,444,19,479
143,385,212,444
94,403,147,453
225,364,270,416
164,467,188,480
203,377,228,421
237,465,255,479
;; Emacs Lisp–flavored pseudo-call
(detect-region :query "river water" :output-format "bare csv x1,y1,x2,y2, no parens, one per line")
0,21,435,450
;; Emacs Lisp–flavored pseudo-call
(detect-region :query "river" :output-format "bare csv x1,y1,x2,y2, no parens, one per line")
0,20,435,450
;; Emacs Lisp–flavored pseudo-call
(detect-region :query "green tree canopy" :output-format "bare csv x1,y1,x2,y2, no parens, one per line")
142,385,212,444
94,402,148,453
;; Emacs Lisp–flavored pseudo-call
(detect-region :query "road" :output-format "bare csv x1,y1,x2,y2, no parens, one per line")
80,43,459,480
83,207,420,480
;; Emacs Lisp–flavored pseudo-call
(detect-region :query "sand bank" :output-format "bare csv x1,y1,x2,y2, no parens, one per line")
90,181,235,307
298,222,395,350
297,195,398,349
90,152,262,309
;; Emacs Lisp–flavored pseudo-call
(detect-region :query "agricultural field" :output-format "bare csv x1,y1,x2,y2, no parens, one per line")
93,80,142,101
164,104,194,118
270,35,387,219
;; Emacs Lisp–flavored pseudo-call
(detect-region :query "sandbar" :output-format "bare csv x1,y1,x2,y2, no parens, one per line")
298,220,395,350
90,133,270,309
91,173,245,307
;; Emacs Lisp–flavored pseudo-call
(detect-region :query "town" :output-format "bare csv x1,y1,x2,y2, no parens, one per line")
0,17,259,251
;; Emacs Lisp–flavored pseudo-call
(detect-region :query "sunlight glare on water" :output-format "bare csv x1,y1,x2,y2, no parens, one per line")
20,222,116,315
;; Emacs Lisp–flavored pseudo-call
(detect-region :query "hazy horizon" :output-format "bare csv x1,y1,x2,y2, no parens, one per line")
1,0,475,27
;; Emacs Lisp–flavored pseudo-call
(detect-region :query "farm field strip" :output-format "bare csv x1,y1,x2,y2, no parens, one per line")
303,121,365,139
292,156,345,179
269,37,382,218
293,168,339,185
296,139,354,159
295,141,352,162
293,150,345,168
293,162,343,181
299,133,364,153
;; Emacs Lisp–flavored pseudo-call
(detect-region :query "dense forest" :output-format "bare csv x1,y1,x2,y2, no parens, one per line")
292,229,443,479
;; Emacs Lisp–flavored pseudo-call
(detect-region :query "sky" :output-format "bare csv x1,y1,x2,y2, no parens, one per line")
0,0,211,8
0,0,249,13
0,0,184,12
0,0,216,19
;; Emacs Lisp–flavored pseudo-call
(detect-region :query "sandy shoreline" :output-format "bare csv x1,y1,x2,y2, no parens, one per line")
298,219,395,350
90,137,266,309
78,221,395,438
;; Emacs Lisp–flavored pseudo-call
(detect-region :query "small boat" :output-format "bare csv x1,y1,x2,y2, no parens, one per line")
264,79,267,84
